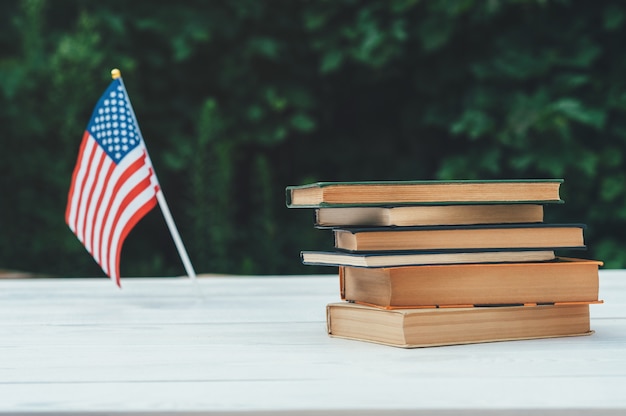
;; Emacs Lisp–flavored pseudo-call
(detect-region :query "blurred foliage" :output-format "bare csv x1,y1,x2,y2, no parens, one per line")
2,0,626,277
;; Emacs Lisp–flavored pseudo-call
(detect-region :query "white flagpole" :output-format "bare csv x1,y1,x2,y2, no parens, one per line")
155,191,197,281
111,68,198,282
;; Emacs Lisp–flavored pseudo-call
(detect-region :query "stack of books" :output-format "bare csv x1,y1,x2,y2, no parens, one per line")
286,179,603,348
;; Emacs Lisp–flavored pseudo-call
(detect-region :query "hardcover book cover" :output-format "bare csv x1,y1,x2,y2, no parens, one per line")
326,302,593,348
301,249,558,268
333,223,586,252
286,179,564,207
339,258,602,308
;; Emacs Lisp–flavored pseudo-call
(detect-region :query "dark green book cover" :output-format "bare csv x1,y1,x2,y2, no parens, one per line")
286,179,564,208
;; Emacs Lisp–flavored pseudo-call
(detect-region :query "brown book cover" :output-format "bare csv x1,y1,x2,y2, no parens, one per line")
333,223,585,252
286,179,563,207
315,204,544,227
326,302,593,348
339,258,602,308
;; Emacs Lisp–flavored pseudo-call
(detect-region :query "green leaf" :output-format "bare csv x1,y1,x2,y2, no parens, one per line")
550,99,606,129
265,88,288,111
320,50,344,73
601,176,625,202
451,109,495,139
290,113,316,132
604,5,625,31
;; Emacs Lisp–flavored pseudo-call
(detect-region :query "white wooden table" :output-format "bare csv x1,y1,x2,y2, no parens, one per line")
0,271,625,415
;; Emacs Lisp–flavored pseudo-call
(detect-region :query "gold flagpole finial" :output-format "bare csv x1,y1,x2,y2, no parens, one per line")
111,68,121,79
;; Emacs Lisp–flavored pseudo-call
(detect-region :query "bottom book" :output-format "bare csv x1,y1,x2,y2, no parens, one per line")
326,302,593,348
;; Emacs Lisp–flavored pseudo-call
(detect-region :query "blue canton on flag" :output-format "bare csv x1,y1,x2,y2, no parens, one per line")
66,78,159,286
87,81,141,163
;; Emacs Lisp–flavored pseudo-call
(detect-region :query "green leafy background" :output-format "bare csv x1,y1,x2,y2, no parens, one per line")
2,0,626,277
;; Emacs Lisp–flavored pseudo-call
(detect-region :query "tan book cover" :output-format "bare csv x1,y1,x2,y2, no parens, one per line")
315,204,544,227
340,258,602,308
333,223,585,252
286,179,563,207
326,302,593,348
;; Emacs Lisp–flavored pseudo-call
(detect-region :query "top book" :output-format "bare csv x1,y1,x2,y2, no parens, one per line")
286,179,564,208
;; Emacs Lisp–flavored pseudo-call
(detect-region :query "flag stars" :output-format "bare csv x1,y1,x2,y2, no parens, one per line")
87,82,139,163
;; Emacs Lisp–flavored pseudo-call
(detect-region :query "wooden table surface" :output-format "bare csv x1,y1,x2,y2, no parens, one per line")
0,270,625,415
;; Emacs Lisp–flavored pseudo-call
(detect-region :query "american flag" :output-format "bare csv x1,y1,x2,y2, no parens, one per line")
66,78,159,286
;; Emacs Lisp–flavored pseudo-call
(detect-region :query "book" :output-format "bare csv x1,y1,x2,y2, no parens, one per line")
301,249,557,268
286,179,563,208
315,204,544,227
340,258,602,308
326,302,593,348
333,223,586,252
